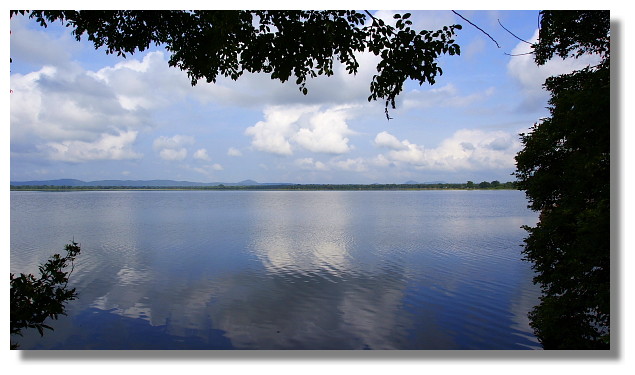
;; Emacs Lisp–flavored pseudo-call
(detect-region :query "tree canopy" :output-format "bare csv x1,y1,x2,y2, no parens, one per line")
11,10,461,118
515,10,610,349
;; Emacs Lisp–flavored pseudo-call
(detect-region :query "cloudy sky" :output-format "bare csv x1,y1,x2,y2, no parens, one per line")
9,9,600,184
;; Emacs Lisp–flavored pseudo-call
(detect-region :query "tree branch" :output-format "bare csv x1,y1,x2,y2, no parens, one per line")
452,10,500,48
498,19,533,44
505,51,535,57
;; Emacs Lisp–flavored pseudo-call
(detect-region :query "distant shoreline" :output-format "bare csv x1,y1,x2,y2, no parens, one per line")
10,182,518,191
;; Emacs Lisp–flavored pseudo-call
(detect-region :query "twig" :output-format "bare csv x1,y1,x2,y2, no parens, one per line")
452,10,500,48
364,10,376,23
504,51,535,57
364,10,396,36
498,19,532,44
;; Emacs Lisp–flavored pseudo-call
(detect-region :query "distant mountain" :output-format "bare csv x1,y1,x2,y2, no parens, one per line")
9,179,289,187
235,179,259,186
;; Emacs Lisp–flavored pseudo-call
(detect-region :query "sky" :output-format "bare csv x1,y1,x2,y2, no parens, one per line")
9,9,603,184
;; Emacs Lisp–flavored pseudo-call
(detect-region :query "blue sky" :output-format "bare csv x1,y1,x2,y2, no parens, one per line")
9,9,601,184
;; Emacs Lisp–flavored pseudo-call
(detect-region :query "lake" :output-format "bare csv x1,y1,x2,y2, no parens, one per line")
10,189,541,349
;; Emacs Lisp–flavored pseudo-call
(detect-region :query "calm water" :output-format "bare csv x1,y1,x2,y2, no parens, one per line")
10,190,541,349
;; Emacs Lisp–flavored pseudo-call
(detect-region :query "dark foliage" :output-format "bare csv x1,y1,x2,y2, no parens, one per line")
11,10,461,118
532,10,610,65
515,10,610,349
10,241,81,349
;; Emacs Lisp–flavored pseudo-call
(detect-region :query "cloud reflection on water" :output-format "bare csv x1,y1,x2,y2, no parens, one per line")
11,190,541,349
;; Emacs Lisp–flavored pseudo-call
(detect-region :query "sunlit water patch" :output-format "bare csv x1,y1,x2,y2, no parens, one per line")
11,190,540,349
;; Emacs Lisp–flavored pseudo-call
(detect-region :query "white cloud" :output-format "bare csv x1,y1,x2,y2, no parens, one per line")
11,65,145,145
292,106,355,154
189,49,381,109
41,130,142,162
402,83,494,110
330,158,368,172
227,147,243,157
12,14,376,115
244,106,307,155
385,140,426,166
10,46,153,167
375,129,521,171
193,148,211,161
153,135,195,161
295,158,329,171
153,134,195,150
374,131,407,150
507,29,602,111
245,105,357,156
158,148,187,161
370,154,393,168
10,63,146,164
89,51,192,111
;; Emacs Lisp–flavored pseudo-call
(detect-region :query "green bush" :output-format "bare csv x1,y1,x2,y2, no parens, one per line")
10,241,81,349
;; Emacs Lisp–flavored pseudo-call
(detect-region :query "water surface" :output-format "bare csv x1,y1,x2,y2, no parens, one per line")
10,190,540,349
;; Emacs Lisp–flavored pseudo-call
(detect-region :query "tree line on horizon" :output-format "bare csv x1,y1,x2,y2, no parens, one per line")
10,180,516,191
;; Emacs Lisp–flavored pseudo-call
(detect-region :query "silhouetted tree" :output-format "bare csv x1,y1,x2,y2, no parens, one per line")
515,10,610,349
10,241,81,349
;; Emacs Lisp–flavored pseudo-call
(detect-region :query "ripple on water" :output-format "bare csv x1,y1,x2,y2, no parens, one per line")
11,190,540,349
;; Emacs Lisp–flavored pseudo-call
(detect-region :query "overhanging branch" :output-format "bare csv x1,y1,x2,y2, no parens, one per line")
452,10,500,48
